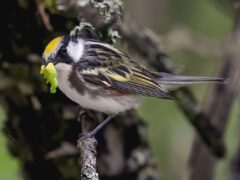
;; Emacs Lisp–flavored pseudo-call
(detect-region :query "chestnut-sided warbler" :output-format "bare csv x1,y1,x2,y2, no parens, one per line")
42,34,225,138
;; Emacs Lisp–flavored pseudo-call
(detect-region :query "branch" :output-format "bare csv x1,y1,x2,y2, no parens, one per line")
185,11,240,180
56,0,122,29
37,0,54,32
230,98,240,180
77,110,99,180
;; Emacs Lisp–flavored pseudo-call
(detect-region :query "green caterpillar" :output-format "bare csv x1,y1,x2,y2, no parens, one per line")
40,63,58,94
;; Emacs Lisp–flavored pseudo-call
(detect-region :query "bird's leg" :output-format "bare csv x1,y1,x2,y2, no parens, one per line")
80,115,115,139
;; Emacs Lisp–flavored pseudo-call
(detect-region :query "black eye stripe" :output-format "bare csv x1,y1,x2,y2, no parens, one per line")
58,36,69,56
61,47,67,53
55,36,72,64
62,35,70,45
57,46,67,57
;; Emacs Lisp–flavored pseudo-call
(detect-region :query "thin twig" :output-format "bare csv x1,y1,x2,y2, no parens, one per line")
36,0,54,32
77,110,99,180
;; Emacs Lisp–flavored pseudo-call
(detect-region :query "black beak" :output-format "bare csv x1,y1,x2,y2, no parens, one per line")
47,57,57,65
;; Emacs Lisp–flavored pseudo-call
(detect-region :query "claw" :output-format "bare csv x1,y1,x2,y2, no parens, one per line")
79,115,115,140
79,132,94,140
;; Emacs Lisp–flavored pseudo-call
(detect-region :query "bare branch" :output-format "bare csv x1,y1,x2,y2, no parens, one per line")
230,102,240,180
185,11,240,180
77,110,99,180
36,0,54,32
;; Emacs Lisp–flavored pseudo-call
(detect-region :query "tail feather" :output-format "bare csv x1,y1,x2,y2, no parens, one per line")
152,72,227,85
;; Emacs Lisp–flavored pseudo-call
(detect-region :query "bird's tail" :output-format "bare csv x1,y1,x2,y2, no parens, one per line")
152,72,227,86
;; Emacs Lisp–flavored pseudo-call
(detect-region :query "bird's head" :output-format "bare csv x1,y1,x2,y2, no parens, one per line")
42,35,85,65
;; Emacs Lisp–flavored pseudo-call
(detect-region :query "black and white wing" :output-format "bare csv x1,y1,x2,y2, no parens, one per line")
77,40,175,99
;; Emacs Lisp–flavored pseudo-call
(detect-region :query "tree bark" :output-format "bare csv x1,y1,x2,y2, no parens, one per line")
77,111,98,180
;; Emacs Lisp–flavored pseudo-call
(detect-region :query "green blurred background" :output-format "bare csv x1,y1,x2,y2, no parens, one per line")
0,0,239,179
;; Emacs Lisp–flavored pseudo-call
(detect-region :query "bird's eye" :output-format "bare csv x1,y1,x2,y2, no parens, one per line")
61,47,67,54
58,47,67,57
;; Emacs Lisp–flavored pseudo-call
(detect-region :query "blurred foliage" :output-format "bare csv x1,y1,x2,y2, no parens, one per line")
43,0,57,12
0,106,19,180
0,0,239,180
169,0,232,37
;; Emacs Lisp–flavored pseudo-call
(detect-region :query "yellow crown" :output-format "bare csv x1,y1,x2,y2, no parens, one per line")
43,36,63,58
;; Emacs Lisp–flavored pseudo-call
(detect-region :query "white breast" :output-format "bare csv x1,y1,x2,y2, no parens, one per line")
55,63,142,114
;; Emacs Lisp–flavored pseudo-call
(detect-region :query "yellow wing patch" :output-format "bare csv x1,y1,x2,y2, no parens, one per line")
43,36,63,58
103,71,129,82
81,68,130,82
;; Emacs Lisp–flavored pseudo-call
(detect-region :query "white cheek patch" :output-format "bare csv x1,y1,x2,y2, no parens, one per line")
67,39,84,62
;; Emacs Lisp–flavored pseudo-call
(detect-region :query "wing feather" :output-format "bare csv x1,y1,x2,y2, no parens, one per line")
78,40,175,99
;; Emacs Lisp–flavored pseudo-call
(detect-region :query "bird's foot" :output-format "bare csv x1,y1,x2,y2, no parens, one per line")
79,115,115,140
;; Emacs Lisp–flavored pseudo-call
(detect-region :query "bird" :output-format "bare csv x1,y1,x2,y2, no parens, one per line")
42,34,225,138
